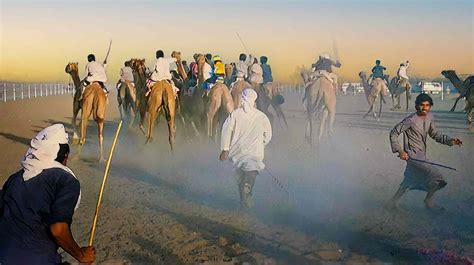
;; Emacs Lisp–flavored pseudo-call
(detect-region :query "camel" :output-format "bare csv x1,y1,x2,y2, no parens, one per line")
64,62,83,144
194,54,234,138
441,70,474,124
301,72,337,144
359,72,387,120
230,79,252,108
130,59,148,133
144,52,186,149
388,75,411,111
264,82,288,128
117,62,137,126
79,82,107,161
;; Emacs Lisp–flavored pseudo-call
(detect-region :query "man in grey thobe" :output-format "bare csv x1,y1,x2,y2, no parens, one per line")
389,93,462,209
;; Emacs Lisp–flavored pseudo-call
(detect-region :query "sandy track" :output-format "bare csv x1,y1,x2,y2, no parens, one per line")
1,92,473,264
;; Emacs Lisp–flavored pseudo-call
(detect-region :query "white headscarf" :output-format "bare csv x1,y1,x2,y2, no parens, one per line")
21,124,81,208
320,53,330,60
241,88,258,113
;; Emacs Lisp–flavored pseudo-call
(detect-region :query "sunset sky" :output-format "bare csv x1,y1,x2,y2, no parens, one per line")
1,0,472,83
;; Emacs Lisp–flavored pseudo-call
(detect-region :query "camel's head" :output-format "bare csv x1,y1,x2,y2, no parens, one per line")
441,70,456,78
65,62,78,74
225,63,233,77
359,71,367,79
196,54,206,66
171,51,182,61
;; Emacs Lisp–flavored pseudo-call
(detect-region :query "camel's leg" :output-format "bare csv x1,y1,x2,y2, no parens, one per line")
207,93,221,138
146,90,163,144
450,95,463,112
378,94,383,120
467,107,473,124
363,96,376,119
319,108,329,141
305,111,313,145
405,90,409,112
191,121,200,137
165,88,176,151
180,114,190,140
97,119,105,162
139,98,147,135
273,102,288,128
72,102,80,144
78,98,93,159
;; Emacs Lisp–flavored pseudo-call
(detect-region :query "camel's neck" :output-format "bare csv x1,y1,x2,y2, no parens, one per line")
446,74,464,90
69,71,81,89
360,77,369,89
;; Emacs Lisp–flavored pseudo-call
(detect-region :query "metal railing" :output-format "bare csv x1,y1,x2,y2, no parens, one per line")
1,82,75,103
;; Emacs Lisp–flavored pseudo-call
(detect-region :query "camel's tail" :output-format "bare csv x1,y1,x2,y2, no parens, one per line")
92,85,106,122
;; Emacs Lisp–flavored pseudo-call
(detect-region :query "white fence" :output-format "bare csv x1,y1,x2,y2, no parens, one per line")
0,82,74,103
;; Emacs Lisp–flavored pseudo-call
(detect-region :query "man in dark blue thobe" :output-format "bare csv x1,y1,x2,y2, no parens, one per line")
0,124,95,264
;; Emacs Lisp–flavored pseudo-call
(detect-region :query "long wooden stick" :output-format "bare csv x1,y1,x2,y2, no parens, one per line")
88,120,123,246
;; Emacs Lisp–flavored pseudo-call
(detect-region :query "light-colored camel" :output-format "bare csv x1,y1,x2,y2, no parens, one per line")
65,62,83,144
79,82,107,161
388,75,411,111
359,72,387,120
441,70,474,124
301,72,337,144
145,52,185,149
206,83,234,138
195,54,234,137
230,79,252,108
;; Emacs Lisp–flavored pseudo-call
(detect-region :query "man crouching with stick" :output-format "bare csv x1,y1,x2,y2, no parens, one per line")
389,93,462,209
0,124,95,264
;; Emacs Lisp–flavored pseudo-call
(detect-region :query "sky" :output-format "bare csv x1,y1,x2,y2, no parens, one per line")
0,0,473,82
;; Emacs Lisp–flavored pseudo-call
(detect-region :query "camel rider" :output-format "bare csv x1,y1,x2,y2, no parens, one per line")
235,53,254,82
249,58,264,88
81,54,108,100
397,61,411,88
310,53,341,90
220,89,272,209
116,61,135,105
146,50,179,97
206,53,214,70
211,55,226,84
371,60,386,82
260,56,273,85
202,57,213,94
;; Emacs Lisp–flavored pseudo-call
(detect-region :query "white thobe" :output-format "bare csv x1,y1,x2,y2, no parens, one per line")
120,66,134,82
221,108,272,172
84,61,107,83
203,62,212,80
398,62,410,80
150,57,177,81
249,64,263,84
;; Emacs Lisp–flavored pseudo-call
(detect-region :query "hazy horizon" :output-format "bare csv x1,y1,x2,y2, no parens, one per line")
1,0,473,83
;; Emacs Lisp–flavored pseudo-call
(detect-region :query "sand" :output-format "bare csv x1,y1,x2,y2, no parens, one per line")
0,91,473,264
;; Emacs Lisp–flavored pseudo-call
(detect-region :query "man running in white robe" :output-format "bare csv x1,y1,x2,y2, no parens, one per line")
219,89,272,209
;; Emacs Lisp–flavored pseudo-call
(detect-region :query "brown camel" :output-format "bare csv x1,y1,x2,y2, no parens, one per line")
301,72,337,144
441,70,474,124
145,52,186,149
79,82,107,161
64,62,83,144
230,79,252,108
359,72,387,120
130,58,148,134
264,82,288,128
388,75,411,111
117,61,137,126
195,54,234,137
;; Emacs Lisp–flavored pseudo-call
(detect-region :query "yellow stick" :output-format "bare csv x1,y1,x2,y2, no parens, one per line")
88,120,123,246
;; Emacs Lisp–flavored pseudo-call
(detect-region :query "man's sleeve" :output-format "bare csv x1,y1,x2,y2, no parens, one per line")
262,115,273,146
220,112,236,151
44,173,80,226
371,66,376,73
428,120,453,146
389,119,411,153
